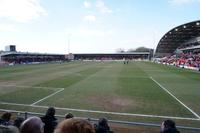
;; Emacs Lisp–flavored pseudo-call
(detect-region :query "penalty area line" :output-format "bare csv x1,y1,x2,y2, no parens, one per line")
0,84,65,106
0,102,199,121
150,76,200,120
31,88,64,106
0,84,64,90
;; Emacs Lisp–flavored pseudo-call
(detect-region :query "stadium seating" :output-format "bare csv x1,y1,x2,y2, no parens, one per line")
159,53,200,71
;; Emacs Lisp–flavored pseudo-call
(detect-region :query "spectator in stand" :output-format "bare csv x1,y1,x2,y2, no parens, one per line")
41,107,57,133
160,119,180,133
160,52,200,70
20,116,44,133
94,118,114,133
0,112,13,126
64,113,74,119
54,118,95,133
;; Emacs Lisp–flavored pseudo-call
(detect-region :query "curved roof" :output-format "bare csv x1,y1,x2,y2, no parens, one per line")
155,20,200,57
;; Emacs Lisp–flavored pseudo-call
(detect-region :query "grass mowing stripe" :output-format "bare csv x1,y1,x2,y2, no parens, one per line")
150,76,200,119
7,62,100,86
0,62,84,81
36,64,103,88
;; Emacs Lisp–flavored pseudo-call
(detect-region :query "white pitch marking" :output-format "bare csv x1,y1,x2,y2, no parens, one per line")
31,88,64,106
0,101,199,121
150,76,200,119
0,84,63,90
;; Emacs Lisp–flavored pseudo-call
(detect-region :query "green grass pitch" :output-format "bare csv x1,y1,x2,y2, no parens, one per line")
0,61,200,127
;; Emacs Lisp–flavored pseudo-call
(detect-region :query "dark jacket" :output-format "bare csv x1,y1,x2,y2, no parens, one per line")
161,128,180,133
94,124,114,133
41,115,57,133
0,119,13,126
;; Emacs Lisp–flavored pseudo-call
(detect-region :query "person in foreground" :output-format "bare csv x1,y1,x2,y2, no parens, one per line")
20,116,44,133
160,119,180,133
41,107,57,133
54,118,95,133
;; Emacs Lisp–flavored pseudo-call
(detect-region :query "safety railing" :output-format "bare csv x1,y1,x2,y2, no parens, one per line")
0,108,200,131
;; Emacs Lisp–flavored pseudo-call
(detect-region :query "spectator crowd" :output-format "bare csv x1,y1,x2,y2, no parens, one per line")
0,107,180,133
159,53,200,71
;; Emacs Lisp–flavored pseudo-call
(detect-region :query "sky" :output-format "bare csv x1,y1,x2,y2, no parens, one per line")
0,0,200,54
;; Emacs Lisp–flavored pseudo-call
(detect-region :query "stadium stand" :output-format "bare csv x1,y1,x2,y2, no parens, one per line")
0,45,153,65
157,53,200,71
155,20,200,57
155,20,200,71
0,51,153,66
0,52,66,65
73,52,152,61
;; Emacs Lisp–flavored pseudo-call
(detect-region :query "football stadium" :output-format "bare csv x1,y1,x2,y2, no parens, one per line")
0,20,200,133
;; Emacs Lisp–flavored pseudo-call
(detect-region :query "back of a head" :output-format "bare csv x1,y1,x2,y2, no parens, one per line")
163,120,176,129
161,120,180,133
54,118,95,133
46,107,56,116
64,113,74,119
98,118,109,130
98,118,108,126
20,117,44,133
1,112,12,121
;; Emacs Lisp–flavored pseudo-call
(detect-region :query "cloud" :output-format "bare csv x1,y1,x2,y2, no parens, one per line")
96,0,113,13
0,23,17,32
84,1,91,8
0,0,47,23
169,0,200,5
83,15,96,22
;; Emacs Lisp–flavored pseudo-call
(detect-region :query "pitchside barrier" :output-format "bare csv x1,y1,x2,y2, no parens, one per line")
0,109,200,132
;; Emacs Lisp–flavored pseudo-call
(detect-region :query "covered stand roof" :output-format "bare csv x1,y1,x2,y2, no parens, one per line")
155,20,200,57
